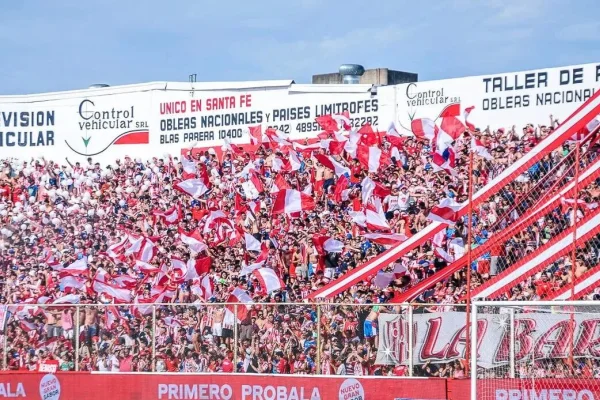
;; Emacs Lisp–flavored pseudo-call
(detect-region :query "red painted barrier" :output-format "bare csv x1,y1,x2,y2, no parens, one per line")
2,372,599,399
0,372,448,400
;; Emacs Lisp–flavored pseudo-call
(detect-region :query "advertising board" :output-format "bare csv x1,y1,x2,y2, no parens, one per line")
151,86,379,153
0,87,150,164
392,62,600,133
0,372,448,400
0,83,379,164
0,62,599,163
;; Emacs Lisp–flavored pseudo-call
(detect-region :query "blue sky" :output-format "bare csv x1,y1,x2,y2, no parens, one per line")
1,0,599,95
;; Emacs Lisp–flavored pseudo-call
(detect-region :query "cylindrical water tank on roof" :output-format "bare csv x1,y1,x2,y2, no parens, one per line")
339,64,365,84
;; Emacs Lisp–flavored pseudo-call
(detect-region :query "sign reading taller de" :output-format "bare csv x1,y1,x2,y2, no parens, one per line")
388,62,600,134
0,62,599,163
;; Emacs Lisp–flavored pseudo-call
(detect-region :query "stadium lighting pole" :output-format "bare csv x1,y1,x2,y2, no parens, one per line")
569,142,580,373
465,149,475,377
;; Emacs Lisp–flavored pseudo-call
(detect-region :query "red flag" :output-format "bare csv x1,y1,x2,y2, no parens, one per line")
249,125,262,145
272,189,316,215
334,174,349,203
358,124,379,146
437,103,461,118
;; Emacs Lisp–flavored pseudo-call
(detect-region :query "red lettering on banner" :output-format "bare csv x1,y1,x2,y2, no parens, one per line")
533,320,572,359
573,319,600,358
160,101,187,115
420,317,450,360
446,320,488,360
514,318,536,361
206,96,236,111
384,315,408,363
191,100,202,112
239,94,252,107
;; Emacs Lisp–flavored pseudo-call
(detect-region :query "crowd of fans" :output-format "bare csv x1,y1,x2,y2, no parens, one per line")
0,112,598,377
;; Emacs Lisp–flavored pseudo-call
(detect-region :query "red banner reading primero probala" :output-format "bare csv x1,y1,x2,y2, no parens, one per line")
0,372,447,400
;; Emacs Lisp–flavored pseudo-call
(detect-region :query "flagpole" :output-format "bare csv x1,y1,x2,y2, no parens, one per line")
465,147,475,377
569,142,580,373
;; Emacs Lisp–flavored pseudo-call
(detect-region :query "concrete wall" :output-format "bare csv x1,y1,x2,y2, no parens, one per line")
312,68,418,85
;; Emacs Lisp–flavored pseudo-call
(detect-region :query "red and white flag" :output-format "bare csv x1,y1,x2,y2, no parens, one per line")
471,137,493,160
316,113,351,133
365,207,391,231
169,257,188,283
263,128,292,147
244,233,262,252
248,125,262,145
289,151,303,171
434,246,454,263
58,276,86,291
59,258,88,276
153,205,180,225
571,117,600,141
293,141,321,153
356,145,389,173
333,174,350,203
226,287,253,321
175,179,210,198
181,157,197,179
314,154,350,177
106,237,128,261
113,274,137,289
362,232,408,246
428,198,462,225
269,174,290,194
431,148,457,176
202,210,228,233
104,306,122,330
249,170,264,193
320,139,346,155
313,235,344,255
386,122,407,146
463,106,475,131
437,103,461,118
411,118,437,141
272,189,316,215
253,268,285,295
179,228,208,253
134,260,159,274
239,260,266,276
222,138,244,156
560,196,599,212
191,274,214,300
92,279,132,303
186,256,212,280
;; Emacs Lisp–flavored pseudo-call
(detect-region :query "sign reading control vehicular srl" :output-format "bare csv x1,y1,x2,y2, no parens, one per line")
0,90,151,164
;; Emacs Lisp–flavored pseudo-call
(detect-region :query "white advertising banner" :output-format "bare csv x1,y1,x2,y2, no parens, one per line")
150,86,380,152
0,86,151,164
392,62,600,133
0,62,599,163
376,311,600,368
0,82,381,163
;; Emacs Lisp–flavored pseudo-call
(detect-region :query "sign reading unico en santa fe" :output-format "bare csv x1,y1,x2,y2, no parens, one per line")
152,89,379,149
393,62,600,133
376,312,600,368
